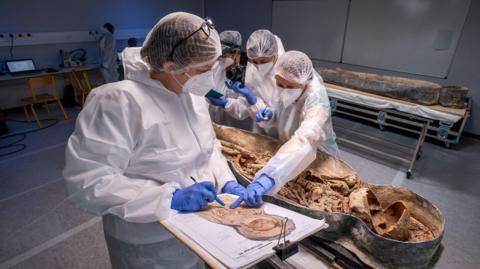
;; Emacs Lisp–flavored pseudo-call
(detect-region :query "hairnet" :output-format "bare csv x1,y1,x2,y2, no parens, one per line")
275,50,314,85
140,12,221,73
220,30,242,48
246,29,278,59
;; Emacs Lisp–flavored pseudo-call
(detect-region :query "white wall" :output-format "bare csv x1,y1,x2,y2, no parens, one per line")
205,0,272,49
314,1,480,136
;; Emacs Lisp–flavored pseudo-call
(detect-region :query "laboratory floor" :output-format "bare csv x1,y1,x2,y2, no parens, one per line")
0,107,479,269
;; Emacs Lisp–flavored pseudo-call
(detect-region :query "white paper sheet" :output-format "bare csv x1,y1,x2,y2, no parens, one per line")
167,195,328,269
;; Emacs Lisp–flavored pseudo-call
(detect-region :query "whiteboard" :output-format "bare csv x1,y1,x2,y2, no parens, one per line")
272,0,350,62
342,0,471,78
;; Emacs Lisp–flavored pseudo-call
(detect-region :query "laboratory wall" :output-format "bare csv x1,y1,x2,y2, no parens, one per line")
204,0,273,49
206,0,480,136
315,0,480,136
0,0,203,109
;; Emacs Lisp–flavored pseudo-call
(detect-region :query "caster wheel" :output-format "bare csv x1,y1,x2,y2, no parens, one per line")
406,171,412,179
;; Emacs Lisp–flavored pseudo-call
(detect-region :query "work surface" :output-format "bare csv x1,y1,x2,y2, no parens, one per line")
0,64,100,81
326,83,467,121
162,194,327,269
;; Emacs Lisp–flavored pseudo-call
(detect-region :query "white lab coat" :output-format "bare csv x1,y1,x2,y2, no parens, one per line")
99,31,119,83
63,47,235,263
223,36,285,134
256,75,339,194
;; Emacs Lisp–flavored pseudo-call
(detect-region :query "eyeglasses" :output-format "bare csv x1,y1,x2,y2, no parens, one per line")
168,17,215,60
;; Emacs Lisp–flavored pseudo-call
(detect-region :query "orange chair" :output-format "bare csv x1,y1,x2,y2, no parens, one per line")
71,70,93,106
22,75,68,128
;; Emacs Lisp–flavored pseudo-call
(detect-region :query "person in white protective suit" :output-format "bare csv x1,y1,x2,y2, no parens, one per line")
231,51,339,209
208,29,285,134
207,30,253,130
99,23,119,83
63,13,247,269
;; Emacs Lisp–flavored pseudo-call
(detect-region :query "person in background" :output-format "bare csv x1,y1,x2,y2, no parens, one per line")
127,37,138,47
118,38,139,80
64,13,245,268
231,51,338,208
99,22,119,83
207,30,254,130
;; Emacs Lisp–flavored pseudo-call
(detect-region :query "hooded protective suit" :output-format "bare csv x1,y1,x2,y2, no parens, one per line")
63,47,235,268
257,74,338,194
223,35,285,134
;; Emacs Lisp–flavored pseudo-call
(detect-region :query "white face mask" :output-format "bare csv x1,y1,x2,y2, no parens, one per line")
255,62,274,76
279,87,303,107
217,58,234,81
219,57,234,69
173,63,218,96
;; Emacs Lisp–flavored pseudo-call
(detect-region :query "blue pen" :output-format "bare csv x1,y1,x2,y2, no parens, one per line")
190,176,225,206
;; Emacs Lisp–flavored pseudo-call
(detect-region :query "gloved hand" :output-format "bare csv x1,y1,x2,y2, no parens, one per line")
231,174,275,208
207,96,228,108
222,181,246,208
225,81,257,105
256,108,273,122
171,182,217,212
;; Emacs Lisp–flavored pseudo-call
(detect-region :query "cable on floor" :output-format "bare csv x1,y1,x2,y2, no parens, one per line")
0,118,59,157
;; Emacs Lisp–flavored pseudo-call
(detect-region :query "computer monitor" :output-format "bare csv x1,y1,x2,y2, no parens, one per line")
6,59,36,74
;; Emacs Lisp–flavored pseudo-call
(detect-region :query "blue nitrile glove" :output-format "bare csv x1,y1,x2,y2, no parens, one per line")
171,182,217,212
231,174,275,208
256,108,273,122
222,181,246,208
225,81,257,105
207,96,228,108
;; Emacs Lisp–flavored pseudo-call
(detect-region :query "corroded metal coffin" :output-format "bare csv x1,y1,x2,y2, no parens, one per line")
215,125,444,269
317,67,468,108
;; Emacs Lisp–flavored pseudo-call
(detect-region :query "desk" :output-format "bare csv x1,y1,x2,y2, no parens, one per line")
0,64,101,110
0,64,100,81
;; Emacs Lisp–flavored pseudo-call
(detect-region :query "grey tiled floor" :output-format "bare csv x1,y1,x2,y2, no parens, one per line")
0,107,111,269
0,108,479,268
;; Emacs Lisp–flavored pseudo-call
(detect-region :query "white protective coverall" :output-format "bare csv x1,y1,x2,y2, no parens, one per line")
257,74,339,194
223,36,285,134
63,47,235,268
99,31,119,83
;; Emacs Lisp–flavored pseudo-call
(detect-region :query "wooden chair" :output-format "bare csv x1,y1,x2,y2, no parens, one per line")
71,70,93,106
22,75,68,128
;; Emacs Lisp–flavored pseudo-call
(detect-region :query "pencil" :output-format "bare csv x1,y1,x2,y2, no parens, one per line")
190,176,225,206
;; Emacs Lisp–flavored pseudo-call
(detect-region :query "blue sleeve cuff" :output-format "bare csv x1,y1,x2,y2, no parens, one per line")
255,174,275,190
221,180,236,193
